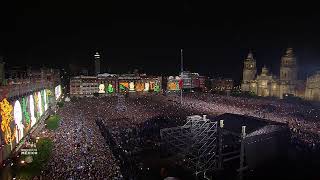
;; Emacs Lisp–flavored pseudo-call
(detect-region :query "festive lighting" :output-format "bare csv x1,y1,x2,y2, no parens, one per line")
107,84,114,93
29,95,36,127
0,98,15,144
149,81,155,90
41,91,45,113
168,82,179,90
43,90,48,111
144,82,149,91
14,100,24,144
98,84,105,93
38,92,43,117
154,85,160,92
34,92,39,119
22,97,30,130
135,82,144,92
119,82,129,92
129,82,135,91
55,85,62,100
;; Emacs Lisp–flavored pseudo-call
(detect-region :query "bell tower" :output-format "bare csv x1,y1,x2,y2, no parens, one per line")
279,48,298,98
242,51,257,82
280,48,297,81
241,51,257,93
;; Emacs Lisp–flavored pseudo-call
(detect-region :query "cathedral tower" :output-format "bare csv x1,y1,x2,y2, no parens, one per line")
279,48,298,98
280,48,297,81
241,51,257,92
242,51,257,82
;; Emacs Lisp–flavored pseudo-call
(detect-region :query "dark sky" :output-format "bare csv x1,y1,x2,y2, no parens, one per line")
1,1,320,82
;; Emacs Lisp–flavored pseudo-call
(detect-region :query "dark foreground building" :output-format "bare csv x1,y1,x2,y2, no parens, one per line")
161,113,290,179
213,113,289,179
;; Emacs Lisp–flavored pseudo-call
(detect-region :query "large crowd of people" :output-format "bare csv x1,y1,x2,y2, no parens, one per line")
178,93,320,148
36,92,320,179
41,99,123,180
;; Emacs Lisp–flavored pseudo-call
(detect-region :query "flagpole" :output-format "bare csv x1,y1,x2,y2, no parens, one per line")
180,49,183,104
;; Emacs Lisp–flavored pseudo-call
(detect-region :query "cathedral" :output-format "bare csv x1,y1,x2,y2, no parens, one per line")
241,48,308,99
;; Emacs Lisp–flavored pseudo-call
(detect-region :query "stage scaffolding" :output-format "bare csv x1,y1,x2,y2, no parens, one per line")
160,115,218,175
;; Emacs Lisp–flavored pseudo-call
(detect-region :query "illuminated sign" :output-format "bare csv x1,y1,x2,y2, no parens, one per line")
21,142,37,155
99,84,105,93
14,100,24,144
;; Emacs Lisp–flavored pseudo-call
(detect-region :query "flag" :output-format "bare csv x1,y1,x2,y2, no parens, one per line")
179,79,183,89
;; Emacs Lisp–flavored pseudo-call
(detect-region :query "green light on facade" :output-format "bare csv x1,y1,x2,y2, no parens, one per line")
108,84,114,93
120,84,126,91
154,85,160,92
22,97,30,125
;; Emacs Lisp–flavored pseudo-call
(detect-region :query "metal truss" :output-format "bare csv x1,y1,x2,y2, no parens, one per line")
160,115,218,174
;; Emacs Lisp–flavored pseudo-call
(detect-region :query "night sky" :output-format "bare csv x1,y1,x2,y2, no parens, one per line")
1,1,320,83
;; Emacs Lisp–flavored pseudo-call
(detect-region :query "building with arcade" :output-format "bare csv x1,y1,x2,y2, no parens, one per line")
69,73,162,97
0,67,62,165
166,71,206,92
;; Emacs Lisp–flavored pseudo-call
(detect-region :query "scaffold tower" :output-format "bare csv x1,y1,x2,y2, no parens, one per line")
160,115,218,175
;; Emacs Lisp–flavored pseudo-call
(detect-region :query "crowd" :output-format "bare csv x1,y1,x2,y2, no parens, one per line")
174,93,320,148
41,100,123,180
35,92,320,179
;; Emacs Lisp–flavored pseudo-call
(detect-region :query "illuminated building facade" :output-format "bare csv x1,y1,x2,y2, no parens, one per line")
167,72,206,92
305,71,320,101
167,76,181,91
241,48,300,99
211,78,234,92
69,73,162,97
0,66,62,165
